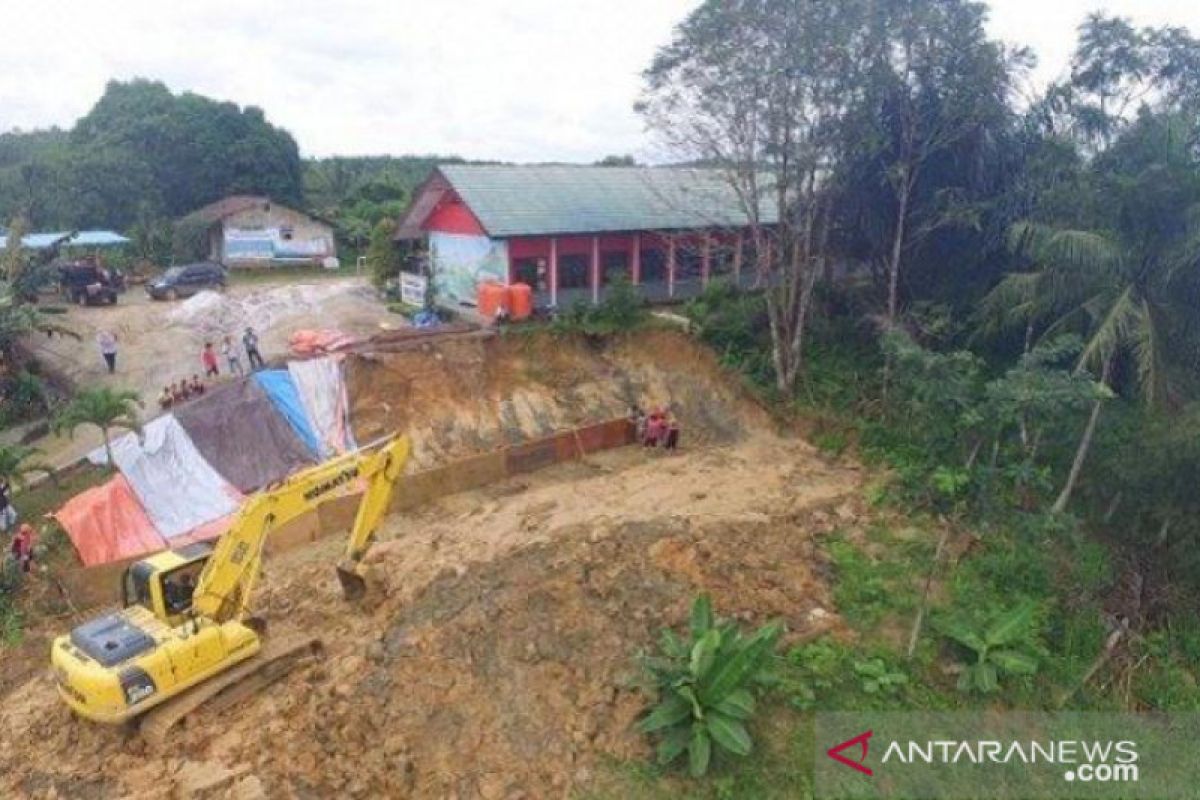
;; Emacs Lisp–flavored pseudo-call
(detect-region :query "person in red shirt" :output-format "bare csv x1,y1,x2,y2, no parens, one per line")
201,342,220,378
11,523,35,573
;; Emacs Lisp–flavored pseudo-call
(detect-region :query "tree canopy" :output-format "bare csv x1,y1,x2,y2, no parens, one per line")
0,79,303,231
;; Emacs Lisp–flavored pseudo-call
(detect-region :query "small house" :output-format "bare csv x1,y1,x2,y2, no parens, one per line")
184,196,336,268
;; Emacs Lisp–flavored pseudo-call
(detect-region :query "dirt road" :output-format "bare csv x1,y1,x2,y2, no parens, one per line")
23,277,393,467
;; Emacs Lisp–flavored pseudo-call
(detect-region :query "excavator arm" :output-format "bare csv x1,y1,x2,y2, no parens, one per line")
190,434,411,623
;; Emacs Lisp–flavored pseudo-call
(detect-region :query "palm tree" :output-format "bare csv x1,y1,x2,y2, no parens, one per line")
982,209,1197,512
54,388,144,467
0,292,77,360
0,444,51,487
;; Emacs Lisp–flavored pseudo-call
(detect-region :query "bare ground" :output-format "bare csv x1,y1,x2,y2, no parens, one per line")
0,331,867,799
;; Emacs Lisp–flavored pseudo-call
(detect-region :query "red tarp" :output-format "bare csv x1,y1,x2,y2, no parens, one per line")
289,329,361,357
55,475,167,567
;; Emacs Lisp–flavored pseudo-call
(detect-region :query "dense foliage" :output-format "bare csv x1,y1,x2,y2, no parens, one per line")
0,79,302,232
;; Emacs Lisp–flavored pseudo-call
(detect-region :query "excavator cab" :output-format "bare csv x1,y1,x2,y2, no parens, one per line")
121,543,214,627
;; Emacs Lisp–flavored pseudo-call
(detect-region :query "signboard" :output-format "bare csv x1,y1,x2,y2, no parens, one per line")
400,272,428,307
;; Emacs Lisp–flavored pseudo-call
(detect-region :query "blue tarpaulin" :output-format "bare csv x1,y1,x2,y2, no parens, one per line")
254,371,322,457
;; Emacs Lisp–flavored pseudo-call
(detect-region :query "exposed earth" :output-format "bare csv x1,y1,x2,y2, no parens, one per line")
0,328,866,799
18,276,393,467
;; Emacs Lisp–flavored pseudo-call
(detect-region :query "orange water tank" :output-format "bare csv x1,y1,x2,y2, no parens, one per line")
477,282,511,320
509,282,533,321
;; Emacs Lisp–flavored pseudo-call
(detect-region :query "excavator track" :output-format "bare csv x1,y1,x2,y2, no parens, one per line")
139,634,324,748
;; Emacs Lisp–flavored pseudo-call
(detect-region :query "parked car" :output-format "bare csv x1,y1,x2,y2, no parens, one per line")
146,262,227,300
58,262,124,306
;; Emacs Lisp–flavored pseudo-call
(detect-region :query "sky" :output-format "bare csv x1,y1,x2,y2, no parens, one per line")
2,0,1200,163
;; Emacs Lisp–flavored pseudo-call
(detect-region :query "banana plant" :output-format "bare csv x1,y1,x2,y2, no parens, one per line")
637,594,783,777
939,601,1040,694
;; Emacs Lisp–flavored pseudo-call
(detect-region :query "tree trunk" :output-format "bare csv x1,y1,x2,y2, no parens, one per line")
1052,359,1110,515
102,425,114,468
881,168,913,403
886,170,911,328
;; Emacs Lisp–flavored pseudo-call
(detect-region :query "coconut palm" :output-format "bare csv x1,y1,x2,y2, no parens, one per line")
0,444,51,488
980,116,1200,512
53,388,144,467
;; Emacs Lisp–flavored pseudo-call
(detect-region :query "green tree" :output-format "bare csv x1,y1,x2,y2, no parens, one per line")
0,444,50,488
982,113,1200,512
640,0,874,396
365,218,401,290
53,387,143,467
2,215,28,285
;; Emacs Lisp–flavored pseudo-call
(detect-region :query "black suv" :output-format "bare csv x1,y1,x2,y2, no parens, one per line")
146,262,227,300
59,263,124,306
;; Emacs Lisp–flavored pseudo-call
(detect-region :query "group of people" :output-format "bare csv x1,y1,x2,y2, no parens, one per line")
1,479,36,575
155,328,267,409
630,405,681,451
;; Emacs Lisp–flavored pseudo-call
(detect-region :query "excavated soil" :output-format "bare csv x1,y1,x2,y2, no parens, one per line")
0,331,865,799
346,329,762,468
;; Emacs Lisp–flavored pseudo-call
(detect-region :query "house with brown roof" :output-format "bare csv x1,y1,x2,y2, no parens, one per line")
183,195,336,268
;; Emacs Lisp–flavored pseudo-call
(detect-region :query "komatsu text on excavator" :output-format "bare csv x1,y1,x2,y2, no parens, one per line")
50,434,410,740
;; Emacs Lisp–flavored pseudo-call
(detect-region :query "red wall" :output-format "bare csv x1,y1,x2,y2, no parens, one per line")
423,199,485,236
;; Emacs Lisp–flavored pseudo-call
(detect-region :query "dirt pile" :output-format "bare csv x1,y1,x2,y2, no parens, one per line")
347,329,764,468
0,331,866,799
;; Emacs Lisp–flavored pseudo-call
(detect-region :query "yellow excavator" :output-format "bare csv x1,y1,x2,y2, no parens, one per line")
50,434,410,742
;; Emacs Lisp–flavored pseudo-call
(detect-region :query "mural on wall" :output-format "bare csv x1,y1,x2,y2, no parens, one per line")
429,232,508,304
225,228,332,261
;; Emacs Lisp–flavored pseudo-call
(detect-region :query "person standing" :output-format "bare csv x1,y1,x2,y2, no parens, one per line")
201,342,220,378
243,327,265,370
10,523,35,573
0,478,16,534
222,335,244,376
96,329,118,374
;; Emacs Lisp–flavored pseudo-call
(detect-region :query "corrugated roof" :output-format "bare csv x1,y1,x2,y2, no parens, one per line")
0,230,129,250
434,165,776,238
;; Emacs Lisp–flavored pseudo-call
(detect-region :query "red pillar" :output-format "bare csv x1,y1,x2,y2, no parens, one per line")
734,230,743,283
631,233,641,285
591,235,600,305
702,233,712,286
550,237,559,307
667,235,677,298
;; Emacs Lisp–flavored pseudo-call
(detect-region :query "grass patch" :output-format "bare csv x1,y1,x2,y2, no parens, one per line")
226,264,361,285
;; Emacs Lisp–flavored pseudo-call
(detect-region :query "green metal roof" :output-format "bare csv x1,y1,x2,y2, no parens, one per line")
436,164,776,238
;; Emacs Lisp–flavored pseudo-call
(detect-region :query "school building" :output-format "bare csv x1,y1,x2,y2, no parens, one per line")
393,164,777,309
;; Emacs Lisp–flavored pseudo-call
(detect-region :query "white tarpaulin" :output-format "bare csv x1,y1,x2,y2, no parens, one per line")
288,356,357,458
96,415,241,539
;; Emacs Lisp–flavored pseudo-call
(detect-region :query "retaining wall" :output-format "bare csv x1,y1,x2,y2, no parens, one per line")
55,418,634,609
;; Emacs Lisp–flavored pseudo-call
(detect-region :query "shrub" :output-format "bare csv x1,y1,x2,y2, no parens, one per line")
937,601,1041,694
637,595,782,777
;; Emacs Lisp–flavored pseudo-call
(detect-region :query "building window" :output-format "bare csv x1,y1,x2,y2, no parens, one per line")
676,245,703,281
601,251,628,285
558,254,589,289
513,257,548,291
280,226,294,241
711,239,735,275
641,249,666,283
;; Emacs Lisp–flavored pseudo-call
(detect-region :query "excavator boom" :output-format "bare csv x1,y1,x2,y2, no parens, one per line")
192,433,411,620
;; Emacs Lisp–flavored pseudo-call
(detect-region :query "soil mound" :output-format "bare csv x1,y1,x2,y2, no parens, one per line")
347,328,767,468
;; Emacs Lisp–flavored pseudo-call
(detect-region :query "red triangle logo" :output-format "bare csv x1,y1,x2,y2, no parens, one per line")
827,730,874,776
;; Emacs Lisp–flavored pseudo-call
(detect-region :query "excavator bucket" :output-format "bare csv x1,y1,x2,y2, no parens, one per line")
335,561,369,602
